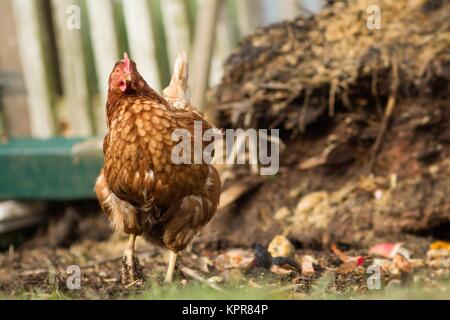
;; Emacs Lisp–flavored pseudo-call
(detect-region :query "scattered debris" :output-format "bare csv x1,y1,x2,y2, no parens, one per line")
253,243,301,273
369,243,404,259
268,235,295,258
392,253,412,274
430,241,450,250
301,255,316,275
331,244,366,274
270,265,294,276
372,258,392,273
427,241,450,270
207,276,224,284
180,266,227,293
215,249,254,271
331,244,365,265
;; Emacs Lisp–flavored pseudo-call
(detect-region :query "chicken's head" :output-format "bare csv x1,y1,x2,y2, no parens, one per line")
109,52,133,93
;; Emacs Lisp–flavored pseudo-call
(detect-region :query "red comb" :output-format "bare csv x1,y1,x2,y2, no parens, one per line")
122,52,131,73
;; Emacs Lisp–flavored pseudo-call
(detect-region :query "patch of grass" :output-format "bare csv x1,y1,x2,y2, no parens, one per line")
2,275,449,300
130,276,450,300
132,283,285,300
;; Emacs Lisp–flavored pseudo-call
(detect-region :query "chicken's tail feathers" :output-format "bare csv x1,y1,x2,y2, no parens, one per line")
173,51,189,83
162,50,191,109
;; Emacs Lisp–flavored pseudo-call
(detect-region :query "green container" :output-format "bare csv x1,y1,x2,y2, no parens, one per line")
0,138,103,200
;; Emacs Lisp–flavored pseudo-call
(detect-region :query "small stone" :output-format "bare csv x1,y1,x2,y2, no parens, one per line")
268,235,295,258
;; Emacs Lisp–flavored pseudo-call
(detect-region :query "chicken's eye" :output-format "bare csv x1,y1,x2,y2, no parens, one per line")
115,69,120,73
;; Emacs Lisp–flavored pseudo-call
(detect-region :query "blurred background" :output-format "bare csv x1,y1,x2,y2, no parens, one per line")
0,0,324,233
0,0,323,139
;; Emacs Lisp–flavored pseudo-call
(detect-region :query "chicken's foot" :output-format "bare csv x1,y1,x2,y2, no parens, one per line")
164,251,178,283
121,234,144,285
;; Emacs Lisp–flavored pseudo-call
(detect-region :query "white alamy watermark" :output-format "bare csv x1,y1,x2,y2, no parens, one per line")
171,121,280,176
66,5,81,30
47,263,81,290
366,264,382,290
66,265,81,290
366,5,382,30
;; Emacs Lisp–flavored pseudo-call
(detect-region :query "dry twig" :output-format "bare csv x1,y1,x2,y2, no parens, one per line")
368,56,399,172
180,266,227,293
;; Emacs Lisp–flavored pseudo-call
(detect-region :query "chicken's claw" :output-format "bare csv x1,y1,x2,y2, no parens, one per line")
121,254,144,285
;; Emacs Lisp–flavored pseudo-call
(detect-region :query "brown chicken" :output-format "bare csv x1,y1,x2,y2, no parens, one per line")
94,53,221,284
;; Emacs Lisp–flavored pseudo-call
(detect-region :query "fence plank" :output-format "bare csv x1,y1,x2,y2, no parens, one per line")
86,0,120,135
234,0,263,37
278,0,301,20
209,2,235,87
122,0,161,91
191,0,221,111
11,0,55,138
160,0,191,69
51,0,92,136
0,0,30,137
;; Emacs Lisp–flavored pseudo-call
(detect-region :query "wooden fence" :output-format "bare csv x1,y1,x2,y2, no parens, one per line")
0,0,320,139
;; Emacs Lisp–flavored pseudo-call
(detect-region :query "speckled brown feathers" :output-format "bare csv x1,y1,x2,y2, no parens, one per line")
95,58,221,253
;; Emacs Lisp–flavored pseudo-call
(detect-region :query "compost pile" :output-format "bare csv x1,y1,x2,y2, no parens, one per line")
204,0,450,248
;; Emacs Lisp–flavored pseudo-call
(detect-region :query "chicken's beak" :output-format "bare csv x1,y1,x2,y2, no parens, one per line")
124,72,131,82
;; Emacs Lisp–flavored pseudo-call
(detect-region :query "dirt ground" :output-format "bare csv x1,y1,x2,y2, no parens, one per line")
0,210,449,299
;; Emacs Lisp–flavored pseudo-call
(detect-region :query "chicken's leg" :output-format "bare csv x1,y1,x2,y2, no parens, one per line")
121,234,144,285
164,251,178,283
